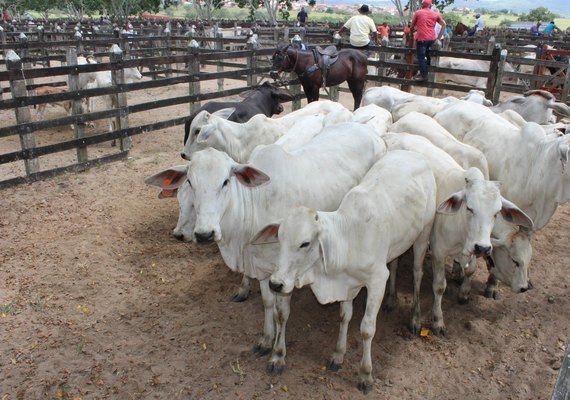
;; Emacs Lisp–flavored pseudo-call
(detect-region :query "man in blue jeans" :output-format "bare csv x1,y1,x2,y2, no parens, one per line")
409,0,446,82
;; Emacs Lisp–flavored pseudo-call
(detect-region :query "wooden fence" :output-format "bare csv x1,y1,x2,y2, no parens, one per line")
1,28,569,189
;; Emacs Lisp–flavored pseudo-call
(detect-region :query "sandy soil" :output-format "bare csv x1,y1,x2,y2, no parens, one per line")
0,72,569,400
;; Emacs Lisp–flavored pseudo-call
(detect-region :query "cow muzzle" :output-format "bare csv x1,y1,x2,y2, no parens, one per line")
519,281,534,293
473,244,492,257
194,230,215,243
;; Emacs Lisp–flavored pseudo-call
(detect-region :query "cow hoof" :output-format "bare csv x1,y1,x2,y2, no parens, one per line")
431,326,447,336
266,362,284,375
357,382,373,394
252,344,272,357
230,293,248,303
457,295,470,305
327,360,342,372
485,287,500,300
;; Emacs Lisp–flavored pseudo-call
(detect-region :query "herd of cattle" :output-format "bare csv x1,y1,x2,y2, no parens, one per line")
143,82,570,393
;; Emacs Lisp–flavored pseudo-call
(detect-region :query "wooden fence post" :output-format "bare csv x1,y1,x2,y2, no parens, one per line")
291,83,302,111
74,30,83,55
0,26,5,99
37,25,50,67
110,44,132,151
66,48,88,163
375,42,387,87
6,50,40,176
427,41,441,97
247,37,259,87
560,59,570,104
215,32,224,92
188,40,201,115
19,33,34,91
485,46,501,100
164,24,172,78
492,49,508,105
486,36,496,55
328,85,339,102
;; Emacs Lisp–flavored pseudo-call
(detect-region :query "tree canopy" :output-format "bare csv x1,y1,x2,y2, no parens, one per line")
517,7,559,22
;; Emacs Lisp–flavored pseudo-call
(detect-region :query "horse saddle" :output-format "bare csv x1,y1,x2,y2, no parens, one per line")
314,46,340,69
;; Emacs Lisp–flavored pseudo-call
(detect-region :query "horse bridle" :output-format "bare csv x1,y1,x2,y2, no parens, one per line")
270,46,299,86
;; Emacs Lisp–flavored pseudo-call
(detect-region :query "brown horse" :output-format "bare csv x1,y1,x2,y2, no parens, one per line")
270,44,368,110
453,22,470,37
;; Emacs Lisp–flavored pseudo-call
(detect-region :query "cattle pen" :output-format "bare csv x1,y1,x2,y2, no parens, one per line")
1,25,570,189
0,21,570,400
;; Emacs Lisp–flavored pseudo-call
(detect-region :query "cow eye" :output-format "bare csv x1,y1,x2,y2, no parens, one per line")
466,206,474,214
300,241,310,249
186,178,192,188
194,129,200,136
511,258,521,268
222,179,230,188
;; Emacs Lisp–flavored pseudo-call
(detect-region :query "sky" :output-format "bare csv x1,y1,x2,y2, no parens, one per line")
360,0,570,16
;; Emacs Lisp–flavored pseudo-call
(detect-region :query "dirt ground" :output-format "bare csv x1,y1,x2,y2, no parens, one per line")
0,72,569,400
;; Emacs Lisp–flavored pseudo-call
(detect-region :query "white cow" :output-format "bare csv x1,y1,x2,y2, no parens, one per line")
491,90,570,124
183,100,348,159
436,57,517,89
253,150,436,393
383,134,533,328
390,96,449,122
360,85,415,111
145,124,386,367
437,103,570,296
390,112,489,178
352,104,393,135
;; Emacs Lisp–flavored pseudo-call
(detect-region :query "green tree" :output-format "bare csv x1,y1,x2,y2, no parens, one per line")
236,0,315,26
188,0,224,23
442,11,461,27
518,7,558,22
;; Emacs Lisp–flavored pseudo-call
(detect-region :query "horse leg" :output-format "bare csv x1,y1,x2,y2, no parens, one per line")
302,83,320,103
347,78,365,110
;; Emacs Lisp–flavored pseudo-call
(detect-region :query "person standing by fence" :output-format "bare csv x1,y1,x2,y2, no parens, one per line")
337,4,380,51
297,7,308,27
378,21,390,45
409,0,446,82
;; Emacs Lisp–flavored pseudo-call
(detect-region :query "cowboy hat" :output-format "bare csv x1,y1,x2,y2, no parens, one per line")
358,4,370,13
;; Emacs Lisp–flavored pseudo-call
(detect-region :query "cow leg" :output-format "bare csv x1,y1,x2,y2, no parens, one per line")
410,233,430,335
358,266,389,394
253,279,275,356
329,300,353,371
451,259,464,284
458,256,477,304
383,259,398,312
485,272,500,300
230,275,252,302
266,294,291,375
430,251,447,336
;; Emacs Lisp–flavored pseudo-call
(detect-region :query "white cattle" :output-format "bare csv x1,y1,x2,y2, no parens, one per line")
77,50,143,135
438,104,570,297
491,90,570,124
440,89,493,106
383,134,533,329
436,57,517,89
390,112,489,178
391,96,449,122
352,104,392,135
360,85,415,111
145,124,386,368
183,100,348,159
253,150,436,393
434,100,517,141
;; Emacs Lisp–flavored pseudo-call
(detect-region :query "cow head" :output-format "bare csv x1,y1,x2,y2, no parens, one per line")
181,108,236,161
489,220,534,293
253,207,324,295
189,148,270,243
437,168,533,258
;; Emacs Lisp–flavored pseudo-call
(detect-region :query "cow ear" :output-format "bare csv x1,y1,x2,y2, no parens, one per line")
145,165,187,189
232,165,270,187
437,191,465,214
212,107,236,118
559,142,569,173
251,223,281,245
500,198,534,230
158,188,178,199
274,88,294,102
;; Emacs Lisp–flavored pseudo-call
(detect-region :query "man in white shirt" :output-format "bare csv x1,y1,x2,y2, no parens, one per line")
337,4,380,49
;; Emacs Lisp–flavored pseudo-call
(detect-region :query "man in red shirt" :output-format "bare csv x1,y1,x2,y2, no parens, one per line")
409,0,446,82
